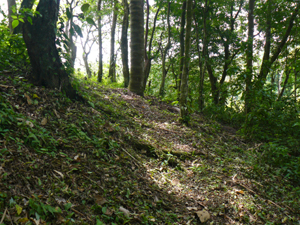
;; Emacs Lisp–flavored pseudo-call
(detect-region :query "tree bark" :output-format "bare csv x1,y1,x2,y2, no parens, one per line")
129,0,145,96
143,6,160,91
193,9,204,112
97,0,103,82
159,1,171,96
245,0,255,114
22,0,82,100
178,1,186,94
121,0,130,87
180,0,192,124
203,0,218,105
7,0,16,34
109,0,118,83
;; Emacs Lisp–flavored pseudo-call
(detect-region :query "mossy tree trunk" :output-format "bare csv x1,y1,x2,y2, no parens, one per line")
22,0,81,100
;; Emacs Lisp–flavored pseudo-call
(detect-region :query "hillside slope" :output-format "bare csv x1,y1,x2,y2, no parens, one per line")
0,72,299,224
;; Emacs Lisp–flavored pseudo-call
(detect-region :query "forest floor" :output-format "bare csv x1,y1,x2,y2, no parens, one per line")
0,72,300,225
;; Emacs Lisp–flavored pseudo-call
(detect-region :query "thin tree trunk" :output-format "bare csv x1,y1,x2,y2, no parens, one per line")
180,0,192,124
121,0,129,87
129,0,145,96
245,0,255,114
203,0,218,105
143,7,160,91
159,1,171,96
97,0,103,82
7,0,16,34
193,9,204,112
109,0,118,83
178,1,186,94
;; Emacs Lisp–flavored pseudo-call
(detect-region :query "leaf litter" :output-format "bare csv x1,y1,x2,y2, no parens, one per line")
0,73,299,224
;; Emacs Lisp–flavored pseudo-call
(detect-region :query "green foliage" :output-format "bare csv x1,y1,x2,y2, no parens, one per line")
0,21,29,71
28,195,62,221
256,142,300,184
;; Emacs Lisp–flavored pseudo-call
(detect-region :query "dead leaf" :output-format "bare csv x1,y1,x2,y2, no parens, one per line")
53,170,64,178
187,206,198,211
119,206,130,217
196,209,210,223
53,109,60,118
236,190,244,195
24,93,33,105
26,120,34,128
95,195,107,205
41,118,47,126
104,121,114,132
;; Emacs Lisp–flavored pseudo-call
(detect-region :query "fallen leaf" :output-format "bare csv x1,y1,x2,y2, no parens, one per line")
187,206,198,211
24,93,33,105
236,190,244,195
53,109,60,118
196,209,210,223
41,118,47,126
95,195,107,205
119,206,130,217
15,204,22,215
26,120,34,128
54,170,64,178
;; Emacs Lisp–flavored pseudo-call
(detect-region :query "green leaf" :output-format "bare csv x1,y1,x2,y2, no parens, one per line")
27,16,32,24
12,20,19,29
81,3,90,12
19,18,24,23
73,24,83,37
86,17,96,26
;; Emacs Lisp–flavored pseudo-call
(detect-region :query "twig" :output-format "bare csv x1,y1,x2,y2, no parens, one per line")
0,208,7,224
0,84,13,88
71,208,92,222
83,175,104,190
121,147,141,168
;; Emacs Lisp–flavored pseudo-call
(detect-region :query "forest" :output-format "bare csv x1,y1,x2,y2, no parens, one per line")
0,0,300,224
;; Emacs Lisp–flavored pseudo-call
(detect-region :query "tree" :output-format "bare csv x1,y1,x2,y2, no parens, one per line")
108,0,118,83
128,0,144,96
97,0,103,82
180,0,192,124
143,5,160,91
178,1,186,94
7,0,16,34
245,0,255,114
121,0,130,87
21,0,81,100
159,1,171,96
80,26,96,79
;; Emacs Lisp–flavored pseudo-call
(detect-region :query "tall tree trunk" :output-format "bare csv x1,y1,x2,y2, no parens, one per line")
245,0,255,114
109,0,118,83
159,2,171,96
97,0,103,82
65,0,76,69
121,0,129,87
7,0,16,34
22,0,81,100
129,0,145,96
143,7,160,91
180,0,192,124
193,10,204,112
203,0,218,105
178,1,186,95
